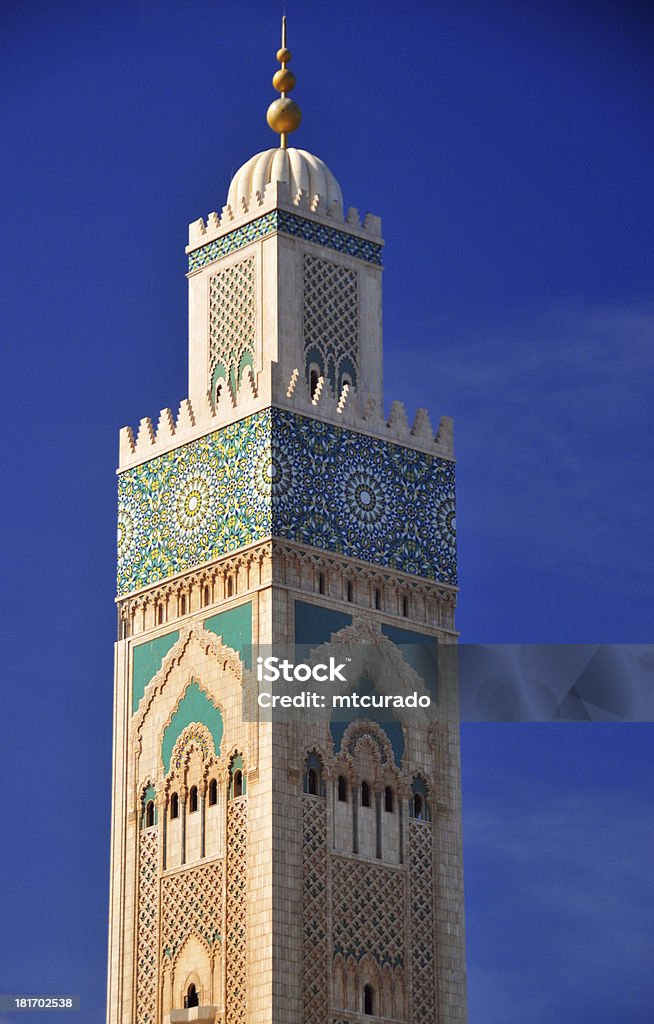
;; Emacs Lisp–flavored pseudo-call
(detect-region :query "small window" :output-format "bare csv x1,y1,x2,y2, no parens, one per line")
184,984,199,1009
170,792,179,819
337,775,348,802
208,779,218,806
318,572,325,595
145,800,155,828
363,984,374,1015
384,786,394,813
229,758,246,799
374,587,381,610
304,753,323,796
401,595,408,617
157,604,164,625
310,368,320,399
227,576,234,598
189,785,198,813
413,793,423,820
346,580,353,602
361,780,371,808
203,585,210,606
179,595,187,616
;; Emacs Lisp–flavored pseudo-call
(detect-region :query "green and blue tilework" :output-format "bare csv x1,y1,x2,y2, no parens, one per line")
117,412,272,596
161,680,224,773
133,631,180,712
188,210,383,272
117,409,456,595
204,602,253,669
270,412,456,580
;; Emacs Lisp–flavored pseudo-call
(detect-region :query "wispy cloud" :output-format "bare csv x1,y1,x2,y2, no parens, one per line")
464,778,654,1023
386,301,654,588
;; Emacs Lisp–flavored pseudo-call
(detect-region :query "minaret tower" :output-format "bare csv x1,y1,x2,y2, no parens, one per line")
108,21,466,1024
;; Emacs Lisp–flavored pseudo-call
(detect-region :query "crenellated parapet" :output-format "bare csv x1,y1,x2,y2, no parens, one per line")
118,394,454,471
187,177,383,271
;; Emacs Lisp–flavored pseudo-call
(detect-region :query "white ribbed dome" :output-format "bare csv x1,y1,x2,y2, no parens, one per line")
227,147,343,211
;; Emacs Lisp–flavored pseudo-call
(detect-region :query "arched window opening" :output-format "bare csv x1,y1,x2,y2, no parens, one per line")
363,984,374,1016
337,775,348,802
184,984,199,1009
374,587,381,610
170,792,179,819
227,576,234,598
189,785,198,813
384,786,394,813
346,580,353,602
411,777,430,821
179,595,187,616
318,572,325,595
229,756,246,799
145,800,155,828
361,780,371,808
208,779,218,806
304,753,323,797
310,368,320,399
203,585,210,606
401,595,409,617
157,604,164,625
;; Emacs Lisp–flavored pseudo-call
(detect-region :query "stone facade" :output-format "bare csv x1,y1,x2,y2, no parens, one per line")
107,140,467,1024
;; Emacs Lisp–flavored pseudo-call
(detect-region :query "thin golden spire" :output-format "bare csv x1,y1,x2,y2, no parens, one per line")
266,15,302,149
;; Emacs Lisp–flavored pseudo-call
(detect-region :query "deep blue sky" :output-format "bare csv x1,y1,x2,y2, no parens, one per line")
1,2,652,1022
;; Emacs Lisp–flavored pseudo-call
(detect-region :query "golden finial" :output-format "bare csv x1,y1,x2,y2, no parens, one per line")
266,15,302,149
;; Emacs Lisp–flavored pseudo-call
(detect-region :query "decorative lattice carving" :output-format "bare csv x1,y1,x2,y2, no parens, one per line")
170,722,216,774
225,799,247,1024
209,255,256,400
303,255,358,393
409,820,435,1023
332,857,405,968
136,828,159,1024
161,860,223,961
302,797,329,1024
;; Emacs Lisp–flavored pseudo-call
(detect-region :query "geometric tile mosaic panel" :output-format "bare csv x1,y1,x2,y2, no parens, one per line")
187,210,383,273
270,411,456,586
302,797,329,1024
303,255,358,393
117,410,456,596
117,412,272,595
331,856,406,968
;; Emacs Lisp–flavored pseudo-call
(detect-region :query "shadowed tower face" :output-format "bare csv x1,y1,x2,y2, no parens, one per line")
107,20,466,1024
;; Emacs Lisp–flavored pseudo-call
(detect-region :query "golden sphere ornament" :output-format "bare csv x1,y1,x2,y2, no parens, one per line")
266,97,302,134
272,68,296,93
